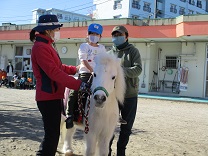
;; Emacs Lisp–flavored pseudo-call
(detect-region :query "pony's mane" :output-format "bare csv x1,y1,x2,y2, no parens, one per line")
95,52,117,66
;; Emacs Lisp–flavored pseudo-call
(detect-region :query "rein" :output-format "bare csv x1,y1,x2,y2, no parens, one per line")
78,75,93,134
78,88,91,134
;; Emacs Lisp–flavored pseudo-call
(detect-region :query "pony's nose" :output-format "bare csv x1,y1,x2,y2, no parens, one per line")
94,95,106,104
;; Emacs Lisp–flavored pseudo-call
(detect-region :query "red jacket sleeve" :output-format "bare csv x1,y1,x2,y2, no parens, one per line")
34,45,81,90
62,64,77,75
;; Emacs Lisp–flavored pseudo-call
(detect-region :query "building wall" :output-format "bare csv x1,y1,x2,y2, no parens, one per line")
0,40,207,98
94,0,118,19
57,43,80,65
94,0,207,19
1,15,208,98
0,43,80,82
179,42,206,97
1,45,15,62
165,0,207,18
31,8,91,24
135,42,153,93
137,41,207,98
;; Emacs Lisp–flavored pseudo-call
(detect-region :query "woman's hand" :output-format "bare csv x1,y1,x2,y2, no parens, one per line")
76,65,80,73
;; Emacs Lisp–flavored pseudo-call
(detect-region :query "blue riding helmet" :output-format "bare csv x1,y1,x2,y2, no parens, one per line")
88,23,103,35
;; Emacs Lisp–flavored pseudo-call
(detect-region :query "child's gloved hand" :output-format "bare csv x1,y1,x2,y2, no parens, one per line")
79,82,91,92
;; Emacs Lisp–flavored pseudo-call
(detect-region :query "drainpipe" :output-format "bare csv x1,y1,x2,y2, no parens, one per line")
154,0,158,19
157,48,162,91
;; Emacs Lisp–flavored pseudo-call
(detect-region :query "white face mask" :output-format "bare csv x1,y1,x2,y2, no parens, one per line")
53,31,60,41
89,35,100,43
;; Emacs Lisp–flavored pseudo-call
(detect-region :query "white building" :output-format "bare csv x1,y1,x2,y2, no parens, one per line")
93,0,208,19
31,8,92,24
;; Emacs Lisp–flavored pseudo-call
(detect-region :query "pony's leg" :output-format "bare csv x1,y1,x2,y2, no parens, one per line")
98,135,111,156
62,127,76,155
85,132,97,156
59,114,67,144
98,125,117,156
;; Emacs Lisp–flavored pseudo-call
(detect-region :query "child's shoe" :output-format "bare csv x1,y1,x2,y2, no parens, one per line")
65,116,74,129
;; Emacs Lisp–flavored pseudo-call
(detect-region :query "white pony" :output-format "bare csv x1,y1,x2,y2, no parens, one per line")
60,52,126,156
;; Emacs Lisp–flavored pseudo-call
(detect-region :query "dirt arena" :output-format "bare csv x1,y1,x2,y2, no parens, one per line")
0,88,208,156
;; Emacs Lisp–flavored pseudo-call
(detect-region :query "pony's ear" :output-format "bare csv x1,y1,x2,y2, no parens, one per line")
115,59,126,104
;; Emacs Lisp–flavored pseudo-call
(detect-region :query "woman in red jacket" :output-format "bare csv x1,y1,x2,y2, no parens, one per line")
30,14,89,156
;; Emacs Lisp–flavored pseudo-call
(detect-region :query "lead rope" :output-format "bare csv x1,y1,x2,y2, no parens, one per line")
78,75,93,134
78,90,91,134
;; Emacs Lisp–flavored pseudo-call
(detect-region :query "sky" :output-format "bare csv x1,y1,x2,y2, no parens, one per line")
0,0,94,26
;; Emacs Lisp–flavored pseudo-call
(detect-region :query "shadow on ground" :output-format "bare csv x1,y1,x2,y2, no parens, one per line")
0,102,43,142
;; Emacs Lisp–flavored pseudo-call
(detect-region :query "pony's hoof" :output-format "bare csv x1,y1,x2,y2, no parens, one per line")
65,151,73,156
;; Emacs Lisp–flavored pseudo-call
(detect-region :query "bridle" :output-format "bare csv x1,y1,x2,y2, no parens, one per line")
93,86,109,97
77,75,111,134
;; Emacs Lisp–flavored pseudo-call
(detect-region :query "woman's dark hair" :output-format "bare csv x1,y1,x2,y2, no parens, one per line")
29,30,46,42
30,30,36,42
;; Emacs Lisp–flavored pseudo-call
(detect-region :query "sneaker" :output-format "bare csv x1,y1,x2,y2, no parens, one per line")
65,116,74,129
119,116,127,124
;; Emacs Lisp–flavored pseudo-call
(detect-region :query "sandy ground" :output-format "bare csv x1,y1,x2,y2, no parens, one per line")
0,88,208,156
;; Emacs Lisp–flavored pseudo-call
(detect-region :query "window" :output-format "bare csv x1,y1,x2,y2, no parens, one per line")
15,46,23,71
113,1,122,10
73,17,79,21
170,4,177,13
65,15,69,20
15,57,23,71
132,15,139,19
189,0,195,5
188,9,194,14
15,47,23,56
197,0,202,8
57,13,63,19
179,7,185,15
166,56,177,69
156,9,163,17
113,15,122,19
132,0,140,9
143,2,151,12
15,46,33,73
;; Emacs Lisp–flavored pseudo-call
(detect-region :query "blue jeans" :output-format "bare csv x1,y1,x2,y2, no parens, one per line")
109,97,138,156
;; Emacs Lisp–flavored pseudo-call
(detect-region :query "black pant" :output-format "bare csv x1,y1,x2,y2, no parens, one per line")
36,99,62,156
109,97,138,156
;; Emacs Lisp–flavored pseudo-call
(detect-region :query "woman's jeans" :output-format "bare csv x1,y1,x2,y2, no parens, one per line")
36,99,62,156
